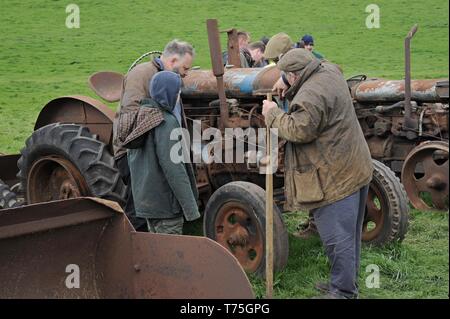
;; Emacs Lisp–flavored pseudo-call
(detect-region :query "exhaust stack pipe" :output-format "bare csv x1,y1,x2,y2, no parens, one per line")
403,24,419,139
206,19,229,130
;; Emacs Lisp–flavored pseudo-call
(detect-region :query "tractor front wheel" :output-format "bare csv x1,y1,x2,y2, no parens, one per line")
363,160,410,246
204,181,289,277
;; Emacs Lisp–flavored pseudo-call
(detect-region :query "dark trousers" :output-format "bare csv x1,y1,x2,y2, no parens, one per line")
312,184,369,298
116,155,146,230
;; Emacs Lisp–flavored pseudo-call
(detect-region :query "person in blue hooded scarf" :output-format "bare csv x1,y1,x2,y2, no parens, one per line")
128,71,200,234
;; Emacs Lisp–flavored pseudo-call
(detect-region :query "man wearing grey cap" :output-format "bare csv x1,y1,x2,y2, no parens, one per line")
262,49,373,299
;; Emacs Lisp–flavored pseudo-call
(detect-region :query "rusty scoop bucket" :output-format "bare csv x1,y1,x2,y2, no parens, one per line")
88,71,124,102
0,198,254,298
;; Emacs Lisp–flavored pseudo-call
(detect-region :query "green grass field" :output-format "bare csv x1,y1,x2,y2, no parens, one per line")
0,0,448,298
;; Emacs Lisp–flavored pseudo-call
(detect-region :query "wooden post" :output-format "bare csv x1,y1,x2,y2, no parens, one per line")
265,93,274,299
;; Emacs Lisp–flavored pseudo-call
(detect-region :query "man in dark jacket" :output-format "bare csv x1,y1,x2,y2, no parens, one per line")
127,71,200,234
262,49,373,299
113,40,194,229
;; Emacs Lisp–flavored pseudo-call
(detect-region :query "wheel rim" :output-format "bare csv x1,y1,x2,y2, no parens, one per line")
27,156,90,203
214,202,264,273
402,141,449,211
363,182,387,242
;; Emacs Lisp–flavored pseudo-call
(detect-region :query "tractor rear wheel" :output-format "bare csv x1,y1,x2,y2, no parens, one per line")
17,123,127,206
204,181,289,277
0,179,20,209
363,160,409,246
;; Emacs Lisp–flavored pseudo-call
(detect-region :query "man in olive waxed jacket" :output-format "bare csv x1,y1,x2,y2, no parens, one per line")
262,49,373,299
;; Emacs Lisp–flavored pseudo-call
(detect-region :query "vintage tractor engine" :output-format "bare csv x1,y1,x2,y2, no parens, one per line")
349,78,448,168
347,33,449,212
350,25,449,212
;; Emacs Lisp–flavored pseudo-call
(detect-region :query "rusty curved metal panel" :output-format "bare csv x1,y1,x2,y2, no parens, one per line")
0,197,254,299
182,66,281,99
34,95,116,145
353,79,448,102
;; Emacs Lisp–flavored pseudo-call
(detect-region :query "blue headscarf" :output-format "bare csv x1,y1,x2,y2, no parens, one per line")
149,71,182,115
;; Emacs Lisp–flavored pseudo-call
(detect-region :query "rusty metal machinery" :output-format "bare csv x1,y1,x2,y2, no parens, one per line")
0,198,254,298
348,25,449,211
181,65,448,214
351,79,449,211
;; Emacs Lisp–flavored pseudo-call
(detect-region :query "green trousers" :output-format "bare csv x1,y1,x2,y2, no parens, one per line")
146,216,184,235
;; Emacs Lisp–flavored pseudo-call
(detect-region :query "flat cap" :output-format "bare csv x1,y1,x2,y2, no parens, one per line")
264,33,294,60
277,48,315,72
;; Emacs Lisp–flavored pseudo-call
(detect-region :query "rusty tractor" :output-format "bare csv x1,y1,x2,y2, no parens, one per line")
348,25,448,212
0,21,447,277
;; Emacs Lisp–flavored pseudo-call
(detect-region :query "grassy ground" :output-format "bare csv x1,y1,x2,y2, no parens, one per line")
249,209,449,299
185,207,449,299
0,0,448,298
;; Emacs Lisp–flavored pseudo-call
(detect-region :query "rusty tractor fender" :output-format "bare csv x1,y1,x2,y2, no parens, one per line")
34,95,116,147
0,197,254,298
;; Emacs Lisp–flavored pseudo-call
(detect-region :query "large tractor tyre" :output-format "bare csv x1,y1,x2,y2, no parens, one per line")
204,181,289,277
363,159,409,246
17,123,127,206
0,179,20,209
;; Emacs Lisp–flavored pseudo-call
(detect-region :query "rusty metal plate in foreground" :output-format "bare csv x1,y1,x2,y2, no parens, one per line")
0,198,254,299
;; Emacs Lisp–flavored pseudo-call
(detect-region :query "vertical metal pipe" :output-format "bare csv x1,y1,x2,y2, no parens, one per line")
206,19,229,130
404,24,418,120
216,76,228,128
403,24,419,140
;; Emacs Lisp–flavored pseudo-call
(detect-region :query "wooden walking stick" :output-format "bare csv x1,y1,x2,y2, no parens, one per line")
265,93,274,299
253,89,278,299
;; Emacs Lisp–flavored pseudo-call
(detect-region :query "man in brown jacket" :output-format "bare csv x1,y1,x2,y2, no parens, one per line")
113,40,194,229
262,49,373,299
